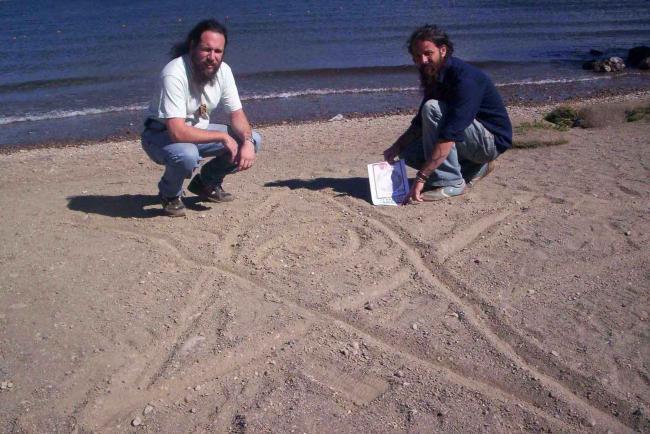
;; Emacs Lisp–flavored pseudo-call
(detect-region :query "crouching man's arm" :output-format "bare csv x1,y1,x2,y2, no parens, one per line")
383,124,420,162
166,117,240,163
229,109,256,171
405,140,454,203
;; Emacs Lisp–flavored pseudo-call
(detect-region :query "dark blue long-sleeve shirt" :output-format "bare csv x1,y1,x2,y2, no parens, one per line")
411,56,512,153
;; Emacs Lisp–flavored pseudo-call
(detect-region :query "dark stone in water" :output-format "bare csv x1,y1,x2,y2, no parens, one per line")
639,57,650,70
582,60,596,70
589,49,604,56
591,57,625,73
627,46,650,67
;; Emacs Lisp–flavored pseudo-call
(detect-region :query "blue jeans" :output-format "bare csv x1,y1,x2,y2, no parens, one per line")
400,99,499,187
141,123,262,198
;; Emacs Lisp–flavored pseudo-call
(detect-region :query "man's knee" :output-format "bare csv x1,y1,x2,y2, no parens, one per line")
421,99,444,124
168,143,200,176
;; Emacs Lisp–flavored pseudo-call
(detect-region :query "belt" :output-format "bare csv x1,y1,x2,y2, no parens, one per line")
144,118,167,132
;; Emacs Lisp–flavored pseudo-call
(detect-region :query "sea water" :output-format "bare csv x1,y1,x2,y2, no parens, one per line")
1,0,648,147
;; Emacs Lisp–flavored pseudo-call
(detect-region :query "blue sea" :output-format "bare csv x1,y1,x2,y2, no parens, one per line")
1,0,649,147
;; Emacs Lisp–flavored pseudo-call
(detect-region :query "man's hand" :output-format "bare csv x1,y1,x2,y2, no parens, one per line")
402,179,425,204
236,139,256,171
223,135,239,163
383,144,401,162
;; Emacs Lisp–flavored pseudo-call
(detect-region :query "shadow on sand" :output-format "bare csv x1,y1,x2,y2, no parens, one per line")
264,177,370,202
66,194,210,218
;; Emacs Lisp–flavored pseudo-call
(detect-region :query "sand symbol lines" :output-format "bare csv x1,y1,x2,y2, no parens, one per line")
328,267,412,312
207,266,580,430
328,195,631,431
301,359,390,406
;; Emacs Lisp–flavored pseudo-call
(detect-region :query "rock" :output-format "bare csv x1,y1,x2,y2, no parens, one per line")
143,405,154,415
132,416,142,426
473,258,481,264
609,57,625,70
328,114,344,122
551,350,559,357
351,341,360,351
527,289,536,295
190,408,197,413
639,57,650,70
411,323,419,331
582,60,596,70
625,230,631,236
340,348,349,356
395,370,405,378
591,57,625,73
364,301,375,311
194,385,201,391
627,46,650,67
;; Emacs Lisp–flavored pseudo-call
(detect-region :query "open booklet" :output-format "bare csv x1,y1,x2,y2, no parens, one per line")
367,160,410,206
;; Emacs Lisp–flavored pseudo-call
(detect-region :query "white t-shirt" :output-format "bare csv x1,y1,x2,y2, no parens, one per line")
148,55,243,130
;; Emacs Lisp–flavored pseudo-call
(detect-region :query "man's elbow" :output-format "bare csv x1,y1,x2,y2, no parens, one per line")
165,121,186,143
167,129,183,143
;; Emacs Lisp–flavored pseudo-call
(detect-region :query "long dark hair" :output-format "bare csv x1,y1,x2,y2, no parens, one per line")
407,24,454,58
170,19,228,59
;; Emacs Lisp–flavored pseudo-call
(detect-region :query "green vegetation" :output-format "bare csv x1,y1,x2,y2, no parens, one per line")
514,120,570,134
625,105,650,122
512,138,569,149
544,106,580,129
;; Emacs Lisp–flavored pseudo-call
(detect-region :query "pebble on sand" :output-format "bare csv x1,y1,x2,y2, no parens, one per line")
131,416,142,426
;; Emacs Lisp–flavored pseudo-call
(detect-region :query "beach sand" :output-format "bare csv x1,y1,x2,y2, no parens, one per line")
0,93,649,433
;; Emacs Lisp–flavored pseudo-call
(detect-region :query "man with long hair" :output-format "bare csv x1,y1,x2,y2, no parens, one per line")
384,25,512,203
142,19,261,216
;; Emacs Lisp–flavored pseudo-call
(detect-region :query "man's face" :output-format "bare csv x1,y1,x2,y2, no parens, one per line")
190,30,226,84
411,40,447,80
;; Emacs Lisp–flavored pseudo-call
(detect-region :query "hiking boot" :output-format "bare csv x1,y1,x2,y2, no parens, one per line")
160,195,186,217
187,175,234,203
467,161,495,187
421,181,466,201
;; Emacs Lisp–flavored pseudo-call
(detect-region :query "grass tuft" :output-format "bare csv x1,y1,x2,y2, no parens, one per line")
544,106,579,129
625,105,650,122
513,139,569,149
515,120,570,133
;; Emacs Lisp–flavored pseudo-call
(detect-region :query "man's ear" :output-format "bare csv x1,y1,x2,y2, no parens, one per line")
440,45,448,59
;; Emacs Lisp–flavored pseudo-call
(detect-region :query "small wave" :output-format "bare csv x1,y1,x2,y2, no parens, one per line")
242,86,419,101
497,75,613,87
0,103,147,125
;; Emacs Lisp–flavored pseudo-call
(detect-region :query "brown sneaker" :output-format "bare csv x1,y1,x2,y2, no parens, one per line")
187,175,234,203
160,195,186,217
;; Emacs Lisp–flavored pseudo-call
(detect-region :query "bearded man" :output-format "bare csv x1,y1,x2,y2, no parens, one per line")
384,25,512,203
142,19,261,216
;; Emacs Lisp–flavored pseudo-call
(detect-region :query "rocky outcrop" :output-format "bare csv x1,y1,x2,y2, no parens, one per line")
639,57,650,70
583,56,626,73
627,46,650,68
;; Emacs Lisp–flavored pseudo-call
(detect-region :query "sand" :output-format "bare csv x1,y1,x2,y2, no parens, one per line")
0,93,649,433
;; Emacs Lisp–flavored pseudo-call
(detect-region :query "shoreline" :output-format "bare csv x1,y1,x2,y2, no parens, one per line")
2,86,649,155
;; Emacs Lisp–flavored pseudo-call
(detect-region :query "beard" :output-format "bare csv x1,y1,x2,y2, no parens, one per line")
418,63,439,93
191,56,220,85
